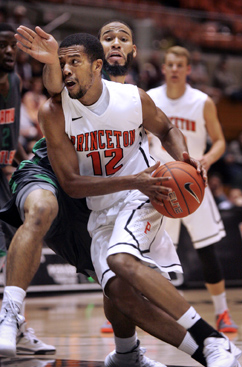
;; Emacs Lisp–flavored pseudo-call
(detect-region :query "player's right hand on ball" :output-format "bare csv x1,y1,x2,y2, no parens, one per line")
134,162,172,204
183,151,207,186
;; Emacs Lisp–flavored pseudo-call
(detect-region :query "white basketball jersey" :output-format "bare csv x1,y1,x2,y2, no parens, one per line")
62,79,153,211
147,84,208,162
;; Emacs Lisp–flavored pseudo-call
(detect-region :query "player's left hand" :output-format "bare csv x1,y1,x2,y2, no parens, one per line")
198,155,212,173
182,151,207,186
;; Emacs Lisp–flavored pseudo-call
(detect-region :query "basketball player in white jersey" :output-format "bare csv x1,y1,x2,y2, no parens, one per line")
11,22,212,367
147,46,238,334
10,27,242,367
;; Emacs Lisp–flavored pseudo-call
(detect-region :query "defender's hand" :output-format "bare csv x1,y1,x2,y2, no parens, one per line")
15,25,59,65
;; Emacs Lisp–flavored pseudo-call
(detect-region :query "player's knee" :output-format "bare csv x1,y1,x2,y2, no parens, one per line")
196,245,223,283
24,199,58,233
106,277,136,314
107,253,139,278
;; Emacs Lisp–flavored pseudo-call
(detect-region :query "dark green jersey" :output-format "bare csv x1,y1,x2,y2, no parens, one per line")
0,73,21,167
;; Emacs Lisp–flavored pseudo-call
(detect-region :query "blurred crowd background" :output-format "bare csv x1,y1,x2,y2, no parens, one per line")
2,0,242,211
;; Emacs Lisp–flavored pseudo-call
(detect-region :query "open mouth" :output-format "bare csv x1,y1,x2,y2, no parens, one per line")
65,80,76,89
108,53,123,63
4,59,14,67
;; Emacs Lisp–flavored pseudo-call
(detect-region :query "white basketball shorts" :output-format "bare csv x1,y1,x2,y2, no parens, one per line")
165,186,226,249
88,190,182,290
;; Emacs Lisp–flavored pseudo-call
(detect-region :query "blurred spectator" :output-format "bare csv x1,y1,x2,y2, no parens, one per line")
19,76,46,155
224,131,242,188
30,58,45,78
208,172,230,208
147,51,164,87
188,49,209,89
227,131,242,165
218,187,242,210
228,187,242,207
8,5,32,29
139,51,163,90
0,6,7,23
15,50,32,95
125,58,141,86
188,49,221,102
139,62,158,90
213,56,242,101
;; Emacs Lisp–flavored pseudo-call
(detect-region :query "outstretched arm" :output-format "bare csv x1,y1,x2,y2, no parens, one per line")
15,25,63,95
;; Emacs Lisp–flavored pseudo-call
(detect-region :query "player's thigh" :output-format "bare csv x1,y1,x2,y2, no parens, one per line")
90,223,115,288
110,199,163,252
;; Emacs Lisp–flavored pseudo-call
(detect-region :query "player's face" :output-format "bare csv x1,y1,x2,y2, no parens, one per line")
59,45,95,100
100,22,137,76
162,53,191,85
0,31,17,73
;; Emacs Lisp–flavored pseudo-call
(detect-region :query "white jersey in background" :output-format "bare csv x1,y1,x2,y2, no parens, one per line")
147,83,207,162
147,83,225,249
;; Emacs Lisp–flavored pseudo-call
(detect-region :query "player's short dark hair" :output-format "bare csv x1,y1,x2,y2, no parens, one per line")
97,19,135,43
0,23,16,33
59,33,104,63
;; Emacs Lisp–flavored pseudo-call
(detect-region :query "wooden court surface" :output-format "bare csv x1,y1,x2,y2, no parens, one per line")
0,287,241,367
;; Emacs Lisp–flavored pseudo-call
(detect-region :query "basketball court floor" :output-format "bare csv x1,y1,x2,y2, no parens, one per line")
0,287,241,367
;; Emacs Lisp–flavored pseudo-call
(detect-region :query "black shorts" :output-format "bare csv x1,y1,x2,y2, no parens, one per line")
0,168,17,251
0,138,93,275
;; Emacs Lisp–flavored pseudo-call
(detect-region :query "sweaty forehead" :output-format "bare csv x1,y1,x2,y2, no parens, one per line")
58,45,85,58
100,22,132,38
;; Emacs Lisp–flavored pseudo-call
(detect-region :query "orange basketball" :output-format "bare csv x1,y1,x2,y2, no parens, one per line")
151,161,205,218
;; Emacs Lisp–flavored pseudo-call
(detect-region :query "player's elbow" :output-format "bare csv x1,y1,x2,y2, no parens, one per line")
61,183,74,197
59,176,84,199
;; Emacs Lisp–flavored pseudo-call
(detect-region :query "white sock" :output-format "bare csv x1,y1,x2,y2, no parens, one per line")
178,331,199,356
177,307,201,329
211,292,227,316
114,332,137,353
2,286,26,311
